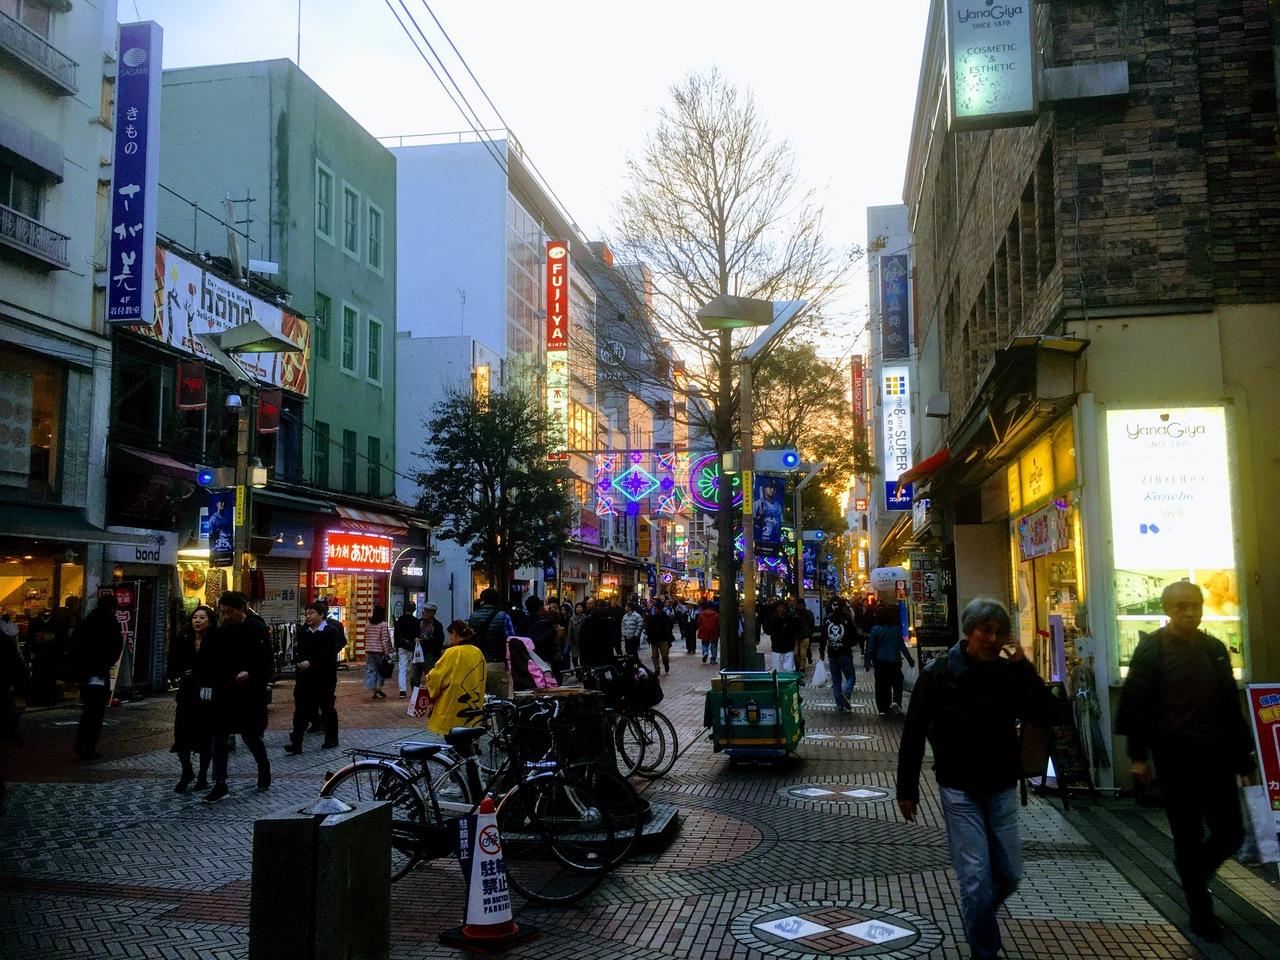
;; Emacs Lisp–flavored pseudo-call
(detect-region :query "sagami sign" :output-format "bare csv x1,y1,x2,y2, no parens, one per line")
324,530,393,573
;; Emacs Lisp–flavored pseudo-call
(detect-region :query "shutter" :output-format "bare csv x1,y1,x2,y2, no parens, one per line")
257,558,303,626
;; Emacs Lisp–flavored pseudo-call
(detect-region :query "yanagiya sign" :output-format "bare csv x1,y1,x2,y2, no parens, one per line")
945,0,1037,132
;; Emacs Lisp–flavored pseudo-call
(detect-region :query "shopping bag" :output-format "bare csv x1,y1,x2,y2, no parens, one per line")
1239,784,1280,864
406,685,432,719
810,659,830,688
411,642,425,665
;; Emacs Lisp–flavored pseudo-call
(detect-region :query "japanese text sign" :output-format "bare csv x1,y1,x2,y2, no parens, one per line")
1248,685,1280,830
107,22,163,324
545,240,570,460
879,255,911,361
881,365,913,511
324,530,393,573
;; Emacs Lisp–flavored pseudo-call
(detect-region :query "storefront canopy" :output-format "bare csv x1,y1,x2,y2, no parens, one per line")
0,504,151,546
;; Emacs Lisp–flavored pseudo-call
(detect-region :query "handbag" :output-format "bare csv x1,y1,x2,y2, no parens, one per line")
376,656,393,680
406,685,432,719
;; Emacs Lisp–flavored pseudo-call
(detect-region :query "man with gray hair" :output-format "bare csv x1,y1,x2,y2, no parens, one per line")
1116,580,1253,943
896,597,1058,960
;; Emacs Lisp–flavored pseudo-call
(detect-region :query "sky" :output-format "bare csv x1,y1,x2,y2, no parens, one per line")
129,0,934,346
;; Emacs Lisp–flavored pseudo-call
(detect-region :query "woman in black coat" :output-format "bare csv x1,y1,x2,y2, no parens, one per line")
170,605,215,792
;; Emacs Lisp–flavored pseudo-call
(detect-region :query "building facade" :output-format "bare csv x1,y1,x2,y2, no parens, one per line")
902,0,1280,786
0,0,149,700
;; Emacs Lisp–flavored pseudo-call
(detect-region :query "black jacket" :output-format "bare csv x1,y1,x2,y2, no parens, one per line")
419,618,446,661
295,623,340,690
765,612,797,653
75,605,124,683
645,610,675,645
578,611,617,668
206,618,273,735
1115,627,1253,769
896,642,1059,802
393,613,420,651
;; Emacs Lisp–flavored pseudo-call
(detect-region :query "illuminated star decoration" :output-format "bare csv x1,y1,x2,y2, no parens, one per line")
615,465,660,502
688,452,742,511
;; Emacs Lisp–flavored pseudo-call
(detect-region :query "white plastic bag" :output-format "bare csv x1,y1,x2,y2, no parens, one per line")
811,659,830,688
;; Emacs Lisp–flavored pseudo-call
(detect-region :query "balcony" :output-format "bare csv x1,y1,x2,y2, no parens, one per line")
0,10,78,95
0,203,70,269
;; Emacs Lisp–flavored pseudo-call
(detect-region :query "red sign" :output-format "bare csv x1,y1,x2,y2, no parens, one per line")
854,498,868,512
546,240,569,351
176,360,206,411
324,530,393,573
1247,684,1280,829
851,356,865,431
257,389,282,434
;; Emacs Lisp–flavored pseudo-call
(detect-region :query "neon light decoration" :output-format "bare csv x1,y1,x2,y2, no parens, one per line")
688,452,742,511
657,452,678,473
614,465,660,502
595,495,617,517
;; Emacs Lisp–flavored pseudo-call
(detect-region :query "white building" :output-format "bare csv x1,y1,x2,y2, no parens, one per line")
0,2,140,640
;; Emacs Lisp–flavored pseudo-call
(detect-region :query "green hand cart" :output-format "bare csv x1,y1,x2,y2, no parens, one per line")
705,670,805,760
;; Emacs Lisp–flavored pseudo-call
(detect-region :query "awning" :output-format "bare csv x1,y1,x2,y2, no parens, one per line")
335,505,409,536
113,444,196,479
255,487,335,515
0,504,151,546
895,446,952,496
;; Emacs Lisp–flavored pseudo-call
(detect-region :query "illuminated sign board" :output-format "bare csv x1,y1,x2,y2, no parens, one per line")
879,255,910,361
324,530,394,573
546,240,570,460
851,355,865,431
945,0,1037,132
881,366,913,510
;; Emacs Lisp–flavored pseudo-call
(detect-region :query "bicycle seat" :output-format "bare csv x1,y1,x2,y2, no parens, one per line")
400,741,448,759
444,726,486,750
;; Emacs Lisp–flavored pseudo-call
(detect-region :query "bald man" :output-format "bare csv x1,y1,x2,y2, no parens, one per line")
1116,580,1254,943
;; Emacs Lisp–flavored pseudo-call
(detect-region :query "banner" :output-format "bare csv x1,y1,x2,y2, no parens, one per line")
1247,684,1280,830
207,489,236,568
175,360,206,411
545,240,570,461
752,474,787,546
133,247,311,395
881,366,913,510
106,22,162,324
851,356,865,432
879,254,910,361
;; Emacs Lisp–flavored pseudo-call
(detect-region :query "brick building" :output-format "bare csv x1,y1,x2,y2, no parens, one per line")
898,0,1280,787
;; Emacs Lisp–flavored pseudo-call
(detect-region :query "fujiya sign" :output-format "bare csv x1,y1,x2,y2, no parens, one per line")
945,0,1037,132
546,240,570,461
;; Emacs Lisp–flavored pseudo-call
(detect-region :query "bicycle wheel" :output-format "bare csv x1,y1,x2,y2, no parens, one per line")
321,761,426,882
565,763,644,870
611,712,646,778
496,776,612,906
635,709,679,780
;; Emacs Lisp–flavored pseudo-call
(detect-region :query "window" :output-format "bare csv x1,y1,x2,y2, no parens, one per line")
654,400,671,421
313,421,330,488
366,316,382,384
342,429,357,492
315,161,334,243
0,347,64,501
340,303,358,374
314,292,331,361
342,183,360,258
367,436,381,496
1,0,51,37
367,201,383,272
0,161,42,220
99,75,115,128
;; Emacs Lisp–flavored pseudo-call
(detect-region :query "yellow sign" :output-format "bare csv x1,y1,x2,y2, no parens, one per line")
1019,436,1055,507
1006,463,1021,514
235,485,246,523
741,469,753,516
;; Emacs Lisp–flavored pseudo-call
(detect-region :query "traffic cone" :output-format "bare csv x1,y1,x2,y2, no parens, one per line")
439,795,540,954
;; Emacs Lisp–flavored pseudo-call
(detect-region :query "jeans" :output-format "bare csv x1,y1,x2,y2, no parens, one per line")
873,660,904,714
75,684,110,757
829,654,856,710
940,786,1021,960
771,651,795,673
396,649,413,693
700,638,718,662
363,655,386,691
1152,741,1244,915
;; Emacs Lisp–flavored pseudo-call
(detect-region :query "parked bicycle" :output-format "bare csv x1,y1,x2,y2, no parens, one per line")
569,656,680,780
319,695,641,905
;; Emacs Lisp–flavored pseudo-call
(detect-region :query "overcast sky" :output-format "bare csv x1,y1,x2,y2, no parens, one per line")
131,0,933,344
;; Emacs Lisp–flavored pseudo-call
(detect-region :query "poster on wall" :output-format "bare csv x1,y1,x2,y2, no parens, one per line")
1106,406,1244,673
207,490,236,568
1247,685,1280,830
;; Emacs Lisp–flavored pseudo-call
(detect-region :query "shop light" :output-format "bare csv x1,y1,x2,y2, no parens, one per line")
275,532,284,543
295,535,305,547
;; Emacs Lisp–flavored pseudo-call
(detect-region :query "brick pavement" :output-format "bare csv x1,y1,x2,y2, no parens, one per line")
2,643,1279,959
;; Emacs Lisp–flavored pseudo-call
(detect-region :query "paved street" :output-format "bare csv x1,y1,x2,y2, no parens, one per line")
2,649,1279,960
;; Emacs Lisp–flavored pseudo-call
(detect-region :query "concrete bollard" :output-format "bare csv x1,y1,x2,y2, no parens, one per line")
249,797,391,960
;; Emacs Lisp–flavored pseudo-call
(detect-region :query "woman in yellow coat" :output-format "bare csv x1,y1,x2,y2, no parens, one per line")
424,621,486,736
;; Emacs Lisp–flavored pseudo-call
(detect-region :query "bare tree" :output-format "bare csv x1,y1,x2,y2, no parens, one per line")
598,69,862,661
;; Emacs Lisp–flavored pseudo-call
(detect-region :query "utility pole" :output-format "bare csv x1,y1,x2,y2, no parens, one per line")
715,329,738,668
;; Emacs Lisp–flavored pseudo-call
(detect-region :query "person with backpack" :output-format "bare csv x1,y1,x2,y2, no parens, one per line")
865,604,915,717
825,599,859,712
468,588,516,698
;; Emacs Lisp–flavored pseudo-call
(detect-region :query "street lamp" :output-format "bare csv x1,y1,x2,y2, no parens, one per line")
696,295,808,668
196,324,303,593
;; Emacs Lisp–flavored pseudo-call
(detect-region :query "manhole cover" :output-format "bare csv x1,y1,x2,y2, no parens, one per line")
779,784,891,803
733,900,942,958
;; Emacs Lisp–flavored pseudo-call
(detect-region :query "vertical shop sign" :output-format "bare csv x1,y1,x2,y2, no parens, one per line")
175,360,206,411
879,255,911,361
207,489,236,568
944,0,1037,132
851,356,865,433
257,389,282,434
1247,685,1280,830
545,240,570,461
881,366,913,510
107,22,163,324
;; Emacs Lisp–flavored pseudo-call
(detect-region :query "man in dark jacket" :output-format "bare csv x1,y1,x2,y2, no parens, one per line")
204,592,273,802
284,600,340,757
897,598,1058,960
645,603,675,675
1116,580,1254,942
73,593,122,761
764,600,797,673
577,601,617,669
469,588,515,698
393,607,420,697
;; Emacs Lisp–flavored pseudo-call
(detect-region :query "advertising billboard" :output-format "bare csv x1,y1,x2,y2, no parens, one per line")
752,473,787,546
206,489,235,568
881,366,913,510
106,22,162,324
851,355,865,432
546,240,570,461
945,0,1037,132
879,254,911,361
324,530,394,574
